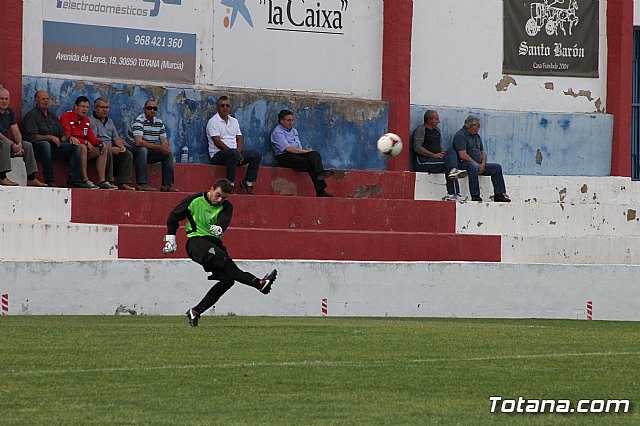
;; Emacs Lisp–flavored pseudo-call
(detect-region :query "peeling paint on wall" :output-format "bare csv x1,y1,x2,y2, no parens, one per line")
558,187,567,202
564,88,594,101
272,177,298,196
495,76,517,92
594,98,603,113
354,185,383,199
544,82,554,90
626,209,637,221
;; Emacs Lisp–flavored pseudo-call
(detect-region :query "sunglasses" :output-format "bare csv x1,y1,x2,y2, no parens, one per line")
145,106,158,111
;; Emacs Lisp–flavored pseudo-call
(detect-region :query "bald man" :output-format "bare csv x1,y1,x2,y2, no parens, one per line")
22,90,85,188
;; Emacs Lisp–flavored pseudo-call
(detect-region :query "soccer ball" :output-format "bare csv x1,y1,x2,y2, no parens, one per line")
377,133,403,158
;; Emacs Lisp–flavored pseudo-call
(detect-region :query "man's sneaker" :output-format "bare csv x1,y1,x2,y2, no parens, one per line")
186,308,200,327
258,269,277,294
98,181,117,190
471,196,483,202
443,194,467,203
72,180,98,189
448,168,468,179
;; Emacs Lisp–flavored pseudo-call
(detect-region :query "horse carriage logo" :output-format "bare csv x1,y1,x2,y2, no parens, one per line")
525,0,579,36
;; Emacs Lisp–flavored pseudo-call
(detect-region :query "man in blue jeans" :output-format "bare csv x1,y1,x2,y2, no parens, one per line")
206,96,261,194
124,99,178,192
452,115,511,203
412,110,467,202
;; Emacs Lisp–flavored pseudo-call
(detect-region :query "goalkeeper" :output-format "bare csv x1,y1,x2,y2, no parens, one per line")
163,178,277,327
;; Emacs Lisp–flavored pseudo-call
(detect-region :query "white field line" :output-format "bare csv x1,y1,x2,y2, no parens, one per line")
3,351,639,378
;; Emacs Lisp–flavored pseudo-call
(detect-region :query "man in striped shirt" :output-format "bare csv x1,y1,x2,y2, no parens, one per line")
125,99,178,192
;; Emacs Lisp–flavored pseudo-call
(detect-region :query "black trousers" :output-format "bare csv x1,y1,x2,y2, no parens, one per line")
276,151,327,194
186,236,257,313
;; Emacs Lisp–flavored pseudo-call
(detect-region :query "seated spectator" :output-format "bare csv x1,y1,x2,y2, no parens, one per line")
453,115,511,203
60,96,115,189
0,88,46,187
89,97,135,191
206,95,261,194
271,109,334,197
124,99,178,192
412,110,467,202
22,90,84,188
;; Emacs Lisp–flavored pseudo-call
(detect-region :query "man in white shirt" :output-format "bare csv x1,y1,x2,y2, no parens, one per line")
206,96,262,194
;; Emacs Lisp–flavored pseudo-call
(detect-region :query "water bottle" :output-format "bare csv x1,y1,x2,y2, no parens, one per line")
180,145,189,164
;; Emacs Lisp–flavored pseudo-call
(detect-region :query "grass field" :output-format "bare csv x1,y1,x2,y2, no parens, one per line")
1,316,639,425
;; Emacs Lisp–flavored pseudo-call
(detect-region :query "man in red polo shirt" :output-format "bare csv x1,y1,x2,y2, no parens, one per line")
59,96,115,189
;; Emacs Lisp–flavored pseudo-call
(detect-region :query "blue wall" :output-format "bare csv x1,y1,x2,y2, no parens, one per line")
410,106,614,176
22,77,389,171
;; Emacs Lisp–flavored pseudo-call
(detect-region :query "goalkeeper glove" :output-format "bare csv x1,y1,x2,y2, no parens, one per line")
209,225,223,237
162,235,177,254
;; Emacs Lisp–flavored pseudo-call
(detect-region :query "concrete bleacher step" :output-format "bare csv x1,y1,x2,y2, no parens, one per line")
1,186,71,222
456,202,640,236
415,173,640,205
0,222,118,260
45,163,417,199
70,191,457,232
117,225,501,261
502,235,640,265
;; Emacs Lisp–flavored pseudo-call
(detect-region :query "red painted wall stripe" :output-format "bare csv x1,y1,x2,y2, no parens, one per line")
606,0,633,177
382,0,413,172
0,0,24,119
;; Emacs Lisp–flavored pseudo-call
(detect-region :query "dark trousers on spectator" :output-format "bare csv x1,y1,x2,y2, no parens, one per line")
413,151,459,195
127,145,175,186
210,148,261,184
106,148,134,185
457,161,506,197
276,151,327,195
33,141,82,185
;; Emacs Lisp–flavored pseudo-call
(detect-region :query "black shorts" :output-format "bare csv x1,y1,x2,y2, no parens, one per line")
186,236,229,272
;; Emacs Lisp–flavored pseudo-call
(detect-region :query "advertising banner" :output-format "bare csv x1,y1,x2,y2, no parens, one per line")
212,0,354,93
503,0,599,77
41,0,196,84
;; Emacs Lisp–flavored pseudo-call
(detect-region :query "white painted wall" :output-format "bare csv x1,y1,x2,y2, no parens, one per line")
0,186,71,223
0,223,118,261
411,0,608,113
635,1,640,25
1,259,638,320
